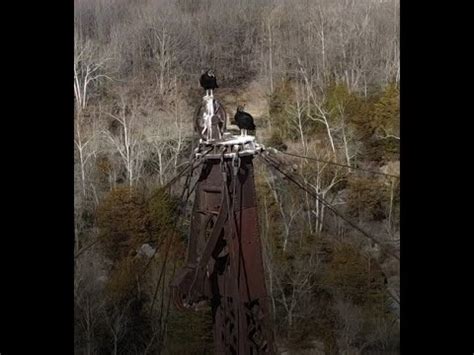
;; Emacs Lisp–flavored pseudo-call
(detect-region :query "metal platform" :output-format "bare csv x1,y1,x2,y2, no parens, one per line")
196,133,264,159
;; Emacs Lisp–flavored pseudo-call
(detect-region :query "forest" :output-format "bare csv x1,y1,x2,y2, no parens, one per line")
74,0,400,353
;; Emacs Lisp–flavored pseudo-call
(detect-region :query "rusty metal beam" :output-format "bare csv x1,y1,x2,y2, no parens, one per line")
172,153,275,354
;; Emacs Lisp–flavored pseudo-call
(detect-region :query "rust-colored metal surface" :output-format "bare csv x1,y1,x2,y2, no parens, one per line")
172,154,275,354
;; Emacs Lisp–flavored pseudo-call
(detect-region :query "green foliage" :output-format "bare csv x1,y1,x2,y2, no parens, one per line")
255,173,287,249
370,82,400,138
267,80,399,165
104,257,145,304
80,207,96,230
266,131,288,151
320,81,400,163
97,187,148,262
165,307,214,354
323,81,373,139
346,176,398,222
147,187,179,236
342,82,399,162
93,154,113,190
270,81,395,162
319,239,392,351
97,186,178,263
366,83,400,162
325,243,367,303
75,1,400,352
324,81,355,115
94,186,183,353
269,78,296,139
347,176,387,221
267,230,394,352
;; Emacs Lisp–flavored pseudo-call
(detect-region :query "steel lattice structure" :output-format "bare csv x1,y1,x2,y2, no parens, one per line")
172,135,275,354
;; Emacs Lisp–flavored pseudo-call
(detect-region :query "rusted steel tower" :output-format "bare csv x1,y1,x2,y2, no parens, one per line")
172,102,275,353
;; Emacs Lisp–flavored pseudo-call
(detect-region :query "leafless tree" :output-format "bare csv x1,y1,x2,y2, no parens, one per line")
73,0,400,351
273,243,321,332
74,35,113,112
104,300,132,355
103,92,145,188
264,173,302,252
333,298,363,352
75,113,97,198
75,251,107,355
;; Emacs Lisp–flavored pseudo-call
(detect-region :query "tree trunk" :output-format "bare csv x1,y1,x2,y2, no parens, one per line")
113,334,118,355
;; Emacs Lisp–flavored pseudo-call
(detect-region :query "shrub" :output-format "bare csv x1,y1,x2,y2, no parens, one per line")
97,186,178,262
346,176,391,221
269,78,296,139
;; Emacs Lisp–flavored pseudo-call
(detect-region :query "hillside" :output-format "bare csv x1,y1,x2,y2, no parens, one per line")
74,0,400,353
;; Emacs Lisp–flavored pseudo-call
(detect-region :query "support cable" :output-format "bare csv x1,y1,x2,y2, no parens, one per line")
267,147,399,179
259,153,400,261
